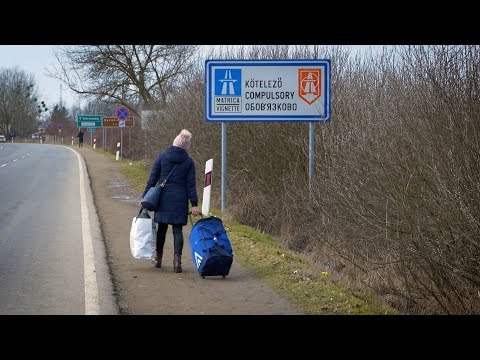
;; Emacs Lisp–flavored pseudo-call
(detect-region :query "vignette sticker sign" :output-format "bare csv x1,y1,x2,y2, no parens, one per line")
205,59,331,122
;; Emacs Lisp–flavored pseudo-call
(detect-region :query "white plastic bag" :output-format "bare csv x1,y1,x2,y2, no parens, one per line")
130,208,156,259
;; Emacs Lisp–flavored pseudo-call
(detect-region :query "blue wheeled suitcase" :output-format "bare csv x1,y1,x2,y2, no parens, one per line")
189,216,234,278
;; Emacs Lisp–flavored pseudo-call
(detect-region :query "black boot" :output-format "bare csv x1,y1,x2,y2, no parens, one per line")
173,254,182,273
152,250,163,268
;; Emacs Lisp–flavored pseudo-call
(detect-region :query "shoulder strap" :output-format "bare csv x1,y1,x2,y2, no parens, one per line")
199,227,230,257
159,164,179,188
213,243,230,257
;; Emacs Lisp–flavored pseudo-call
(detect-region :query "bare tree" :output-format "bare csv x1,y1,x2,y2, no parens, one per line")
0,67,39,137
48,45,198,117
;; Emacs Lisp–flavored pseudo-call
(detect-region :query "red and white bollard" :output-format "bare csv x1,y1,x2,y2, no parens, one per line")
202,159,213,215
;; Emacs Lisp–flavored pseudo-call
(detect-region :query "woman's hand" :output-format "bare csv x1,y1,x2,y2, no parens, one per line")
191,206,200,216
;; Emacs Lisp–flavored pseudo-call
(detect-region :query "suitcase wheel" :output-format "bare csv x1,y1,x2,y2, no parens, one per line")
202,275,205,279
222,275,226,278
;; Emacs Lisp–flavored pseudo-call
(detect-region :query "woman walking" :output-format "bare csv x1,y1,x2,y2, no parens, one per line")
142,129,200,273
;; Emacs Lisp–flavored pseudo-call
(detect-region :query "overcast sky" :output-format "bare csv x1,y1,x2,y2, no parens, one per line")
0,45,80,109
0,45,381,112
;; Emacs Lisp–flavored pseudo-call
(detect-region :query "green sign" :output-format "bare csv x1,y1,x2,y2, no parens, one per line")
87,127,97,132
77,115,102,128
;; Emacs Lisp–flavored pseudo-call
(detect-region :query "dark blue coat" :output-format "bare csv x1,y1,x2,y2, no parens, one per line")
142,146,198,225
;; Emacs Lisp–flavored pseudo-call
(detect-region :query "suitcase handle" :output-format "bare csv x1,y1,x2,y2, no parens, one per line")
188,211,203,227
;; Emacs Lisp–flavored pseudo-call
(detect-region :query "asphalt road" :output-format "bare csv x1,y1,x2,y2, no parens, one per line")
0,143,117,314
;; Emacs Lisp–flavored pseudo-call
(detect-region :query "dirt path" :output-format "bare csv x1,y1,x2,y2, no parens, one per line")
79,147,304,315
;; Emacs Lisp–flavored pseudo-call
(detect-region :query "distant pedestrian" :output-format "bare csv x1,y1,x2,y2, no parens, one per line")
142,129,200,273
77,130,84,148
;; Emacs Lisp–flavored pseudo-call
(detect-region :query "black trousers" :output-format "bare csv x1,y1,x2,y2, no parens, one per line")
156,223,184,255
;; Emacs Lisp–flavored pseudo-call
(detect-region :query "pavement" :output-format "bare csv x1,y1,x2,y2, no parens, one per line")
77,146,304,315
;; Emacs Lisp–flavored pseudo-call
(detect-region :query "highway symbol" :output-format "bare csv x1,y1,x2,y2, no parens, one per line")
214,69,241,96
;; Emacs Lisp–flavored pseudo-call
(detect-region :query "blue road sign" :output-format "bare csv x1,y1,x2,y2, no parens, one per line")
205,59,331,122
116,106,130,120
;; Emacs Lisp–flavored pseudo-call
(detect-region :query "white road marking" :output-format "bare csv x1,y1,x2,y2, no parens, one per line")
0,151,31,168
66,147,100,315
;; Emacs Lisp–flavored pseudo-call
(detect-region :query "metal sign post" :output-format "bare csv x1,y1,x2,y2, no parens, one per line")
115,106,130,161
221,122,227,212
